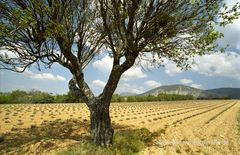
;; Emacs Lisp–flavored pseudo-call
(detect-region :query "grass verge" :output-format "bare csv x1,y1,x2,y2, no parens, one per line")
57,128,165,155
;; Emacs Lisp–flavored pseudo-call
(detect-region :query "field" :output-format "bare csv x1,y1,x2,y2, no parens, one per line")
0,100,240,154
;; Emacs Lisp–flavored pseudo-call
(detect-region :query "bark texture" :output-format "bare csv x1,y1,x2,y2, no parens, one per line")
89,102,113,146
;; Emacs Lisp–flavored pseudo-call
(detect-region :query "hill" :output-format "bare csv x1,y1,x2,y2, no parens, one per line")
206,88,240,99
119,92,138,96
139,85,240,99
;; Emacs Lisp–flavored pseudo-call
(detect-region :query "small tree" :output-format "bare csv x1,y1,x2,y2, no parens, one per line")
0,0,239,146
30,90,54,103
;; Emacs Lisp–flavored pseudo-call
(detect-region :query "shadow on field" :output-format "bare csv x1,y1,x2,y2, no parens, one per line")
0,119,132,154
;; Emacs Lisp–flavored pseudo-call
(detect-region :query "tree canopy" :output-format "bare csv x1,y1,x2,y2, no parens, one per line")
0,0,239,101
0,0,239,146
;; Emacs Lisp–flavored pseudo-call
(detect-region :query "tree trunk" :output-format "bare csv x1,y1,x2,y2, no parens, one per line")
89,101,114,146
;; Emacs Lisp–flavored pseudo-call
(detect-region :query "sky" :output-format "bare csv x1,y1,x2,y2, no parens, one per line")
1,1,240,95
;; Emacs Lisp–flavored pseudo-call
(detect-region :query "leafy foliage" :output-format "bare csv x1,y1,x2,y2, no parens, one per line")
111,93,194,102
0,90,30,103
0,1,239,101
0,90,82,104
0,0,239,146
30,90,54,103
0,90,193,104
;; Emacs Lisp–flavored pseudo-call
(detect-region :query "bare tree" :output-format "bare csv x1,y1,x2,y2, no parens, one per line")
0,0,239,146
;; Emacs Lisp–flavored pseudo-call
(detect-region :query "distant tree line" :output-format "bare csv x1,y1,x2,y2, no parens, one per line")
111,93,194,102
0,90,83,104
0,90,195,104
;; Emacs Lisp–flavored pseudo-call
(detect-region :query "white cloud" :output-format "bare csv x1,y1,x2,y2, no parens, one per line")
0,48,18,58
217,19,240,50
23,70,66,81
92,80,106,88
91,80,144,95
144,80,161,89
135,53,160,70
216,1,240,50
190,84,202,89
93,55,147,80
191,52,240,80
116,83,144,94
122,67,147,80
180,79,193,85
135,54,183,76
163,59,182,76
162,51,240,80
92,56,113,73
56,75,66,81
179,78,202,89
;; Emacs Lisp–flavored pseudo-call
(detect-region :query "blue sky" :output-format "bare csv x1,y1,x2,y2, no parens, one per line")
1,2,240,95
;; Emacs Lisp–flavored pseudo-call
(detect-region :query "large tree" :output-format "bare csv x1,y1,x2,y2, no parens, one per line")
0,0,239,146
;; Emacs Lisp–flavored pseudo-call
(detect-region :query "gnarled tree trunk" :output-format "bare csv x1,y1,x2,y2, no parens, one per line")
69,77,114,146
68,54,138,146
89,101,114,146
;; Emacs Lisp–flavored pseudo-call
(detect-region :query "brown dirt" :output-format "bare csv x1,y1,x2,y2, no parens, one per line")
0,100,239,155
141,100,240,155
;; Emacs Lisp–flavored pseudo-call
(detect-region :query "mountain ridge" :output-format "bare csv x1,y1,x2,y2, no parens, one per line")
125,85,240,99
